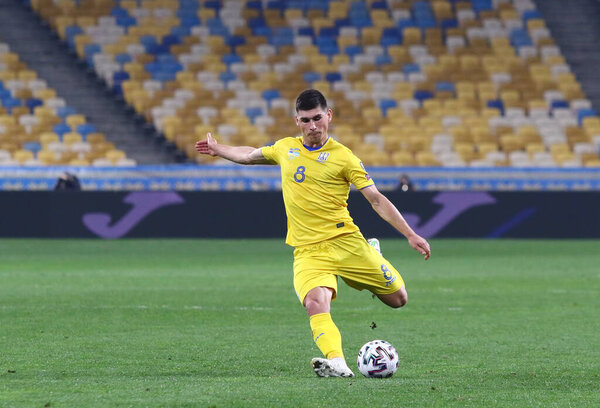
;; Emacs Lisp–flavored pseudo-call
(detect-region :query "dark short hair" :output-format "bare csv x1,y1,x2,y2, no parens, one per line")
295,89,328,112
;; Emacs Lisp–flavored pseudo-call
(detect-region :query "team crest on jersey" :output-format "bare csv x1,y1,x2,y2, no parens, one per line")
288,148,300,159
316,151,330,163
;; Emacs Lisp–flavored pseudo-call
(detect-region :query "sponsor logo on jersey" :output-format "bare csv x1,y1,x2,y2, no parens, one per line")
288,148,300,159
316,151,330,163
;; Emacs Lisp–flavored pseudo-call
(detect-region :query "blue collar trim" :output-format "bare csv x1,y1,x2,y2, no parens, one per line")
303,137,329,151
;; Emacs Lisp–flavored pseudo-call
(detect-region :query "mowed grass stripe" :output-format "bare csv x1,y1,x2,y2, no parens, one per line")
1,239,598,407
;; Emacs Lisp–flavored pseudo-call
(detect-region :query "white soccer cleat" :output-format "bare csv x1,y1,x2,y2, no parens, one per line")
367,238,382,255
311,357,355,378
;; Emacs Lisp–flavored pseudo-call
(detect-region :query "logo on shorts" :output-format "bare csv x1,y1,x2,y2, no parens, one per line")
381,264,396,287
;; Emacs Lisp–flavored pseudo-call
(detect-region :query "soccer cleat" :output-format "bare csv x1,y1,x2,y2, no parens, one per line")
311,357,355,378
367,238,382,255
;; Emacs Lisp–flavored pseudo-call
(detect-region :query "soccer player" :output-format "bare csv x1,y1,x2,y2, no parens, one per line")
195,89,431,378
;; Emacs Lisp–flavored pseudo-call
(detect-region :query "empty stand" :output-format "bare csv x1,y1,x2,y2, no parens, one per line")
21,0,600,168
0,0,177,165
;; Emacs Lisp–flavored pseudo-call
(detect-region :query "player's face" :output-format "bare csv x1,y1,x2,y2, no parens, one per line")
296,107,332,147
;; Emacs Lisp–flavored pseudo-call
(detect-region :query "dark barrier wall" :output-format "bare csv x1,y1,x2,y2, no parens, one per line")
0,191,599,238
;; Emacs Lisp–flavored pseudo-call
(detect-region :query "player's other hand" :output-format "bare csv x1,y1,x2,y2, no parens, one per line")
408,234,431,260
195,132,218,156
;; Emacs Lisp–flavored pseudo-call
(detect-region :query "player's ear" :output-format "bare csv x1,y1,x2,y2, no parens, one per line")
327,108,333,122
295,115,300,126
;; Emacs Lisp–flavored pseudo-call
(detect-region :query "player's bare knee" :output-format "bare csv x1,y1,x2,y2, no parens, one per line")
389,291,407,309
303,287,333,315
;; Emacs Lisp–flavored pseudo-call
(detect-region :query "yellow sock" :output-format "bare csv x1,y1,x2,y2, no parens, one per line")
309,313,344,360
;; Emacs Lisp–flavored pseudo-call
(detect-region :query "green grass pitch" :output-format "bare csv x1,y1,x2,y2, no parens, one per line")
1,239,599,407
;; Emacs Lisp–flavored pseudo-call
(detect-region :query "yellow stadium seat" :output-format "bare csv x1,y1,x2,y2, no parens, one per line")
37,150,58,165
402,27,421,45
391,150,416,166
416,151,441,166
526,143,546,157
63,132,83,145
106,149,127,162
13,149,34,164
500,134,524,153
65,114,86,128
40,132,60,146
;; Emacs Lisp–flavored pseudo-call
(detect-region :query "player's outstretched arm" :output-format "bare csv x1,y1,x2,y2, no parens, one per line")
360,185,431,260
195,132,272,165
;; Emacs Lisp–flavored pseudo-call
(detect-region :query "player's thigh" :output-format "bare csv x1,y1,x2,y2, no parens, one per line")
335,233,405,295
293,243,338,304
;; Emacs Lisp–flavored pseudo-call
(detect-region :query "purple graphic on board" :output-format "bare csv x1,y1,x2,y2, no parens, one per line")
403,192,496,238
82,192,184,239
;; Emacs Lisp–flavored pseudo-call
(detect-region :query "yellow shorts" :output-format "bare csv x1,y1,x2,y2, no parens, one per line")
293,231,405,304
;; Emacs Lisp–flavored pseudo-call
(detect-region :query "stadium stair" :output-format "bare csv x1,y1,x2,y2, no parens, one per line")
0,0,177,164
534,0,600,111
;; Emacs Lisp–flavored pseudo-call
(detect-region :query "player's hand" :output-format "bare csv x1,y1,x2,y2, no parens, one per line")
408,234,431,260
195,132,218,156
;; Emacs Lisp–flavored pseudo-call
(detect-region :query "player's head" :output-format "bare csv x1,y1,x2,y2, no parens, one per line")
295,89,332,147
295,89,328,113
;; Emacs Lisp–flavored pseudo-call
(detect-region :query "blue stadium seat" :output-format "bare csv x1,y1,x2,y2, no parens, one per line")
110,7,130,18
23,142,42,154
267,1,285,11
115,16,137,28
65,26,83,47
577,108,597,125
76,124,96,137
262,89,281,106
298,27,315,37
380,99,398,117
56,106,76,119
320,27,339,37
246,0,262,10
245,107,264,123
219,71,237,83
487,100,505,116
325,72,342,82
25,98,43,112
472,0,493,13
413,90,433,102
303,72,321,83
162,34,182,47
510,29,533,47
226,35,246,48
441,18,459,30
222,53,242,65
345,45,362,60
375,54,393,66
204,0,221,11
550,100,569,110
402,63,420,74
178,16,200,29
53,123,71,136
1,97,22,113
334,18,351,29
522,9,542,22
435,82,456,93
115,53,132,65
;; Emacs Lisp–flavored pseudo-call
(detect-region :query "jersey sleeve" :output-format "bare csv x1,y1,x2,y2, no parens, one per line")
344,151,375,190
260,139,283,164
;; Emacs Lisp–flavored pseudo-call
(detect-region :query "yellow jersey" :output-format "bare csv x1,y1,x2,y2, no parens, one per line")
261,136,374,247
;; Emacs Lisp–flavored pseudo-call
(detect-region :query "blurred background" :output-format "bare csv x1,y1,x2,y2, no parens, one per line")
0,0,599,238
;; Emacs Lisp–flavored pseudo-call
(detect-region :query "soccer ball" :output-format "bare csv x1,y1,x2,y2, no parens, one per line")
356,339,399,378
